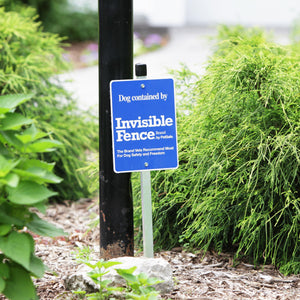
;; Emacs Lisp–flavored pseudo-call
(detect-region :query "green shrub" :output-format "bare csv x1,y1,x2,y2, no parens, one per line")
0,7,99,200
291,18,300,58
0,94,67,300
44,10,99,42
140,26,300,274
291,17,300,44
1,0,98,42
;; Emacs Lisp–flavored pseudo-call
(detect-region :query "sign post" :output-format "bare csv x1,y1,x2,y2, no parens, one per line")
141,170,153,257
136,64,154,258
99,0,134,259
110,65,178,257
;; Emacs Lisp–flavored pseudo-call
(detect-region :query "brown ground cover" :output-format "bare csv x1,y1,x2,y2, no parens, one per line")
28,199,299,300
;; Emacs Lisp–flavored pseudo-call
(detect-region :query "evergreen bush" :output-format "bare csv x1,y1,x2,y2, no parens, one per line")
139,26,300,274
0,7,98,201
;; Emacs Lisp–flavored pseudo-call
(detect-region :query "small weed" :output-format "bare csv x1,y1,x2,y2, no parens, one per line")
72,248,163,299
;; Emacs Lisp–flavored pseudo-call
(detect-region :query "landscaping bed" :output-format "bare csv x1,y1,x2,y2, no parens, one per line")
26,199,300,299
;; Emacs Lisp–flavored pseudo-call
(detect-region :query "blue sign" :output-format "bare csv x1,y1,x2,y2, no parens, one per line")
110,78,178,173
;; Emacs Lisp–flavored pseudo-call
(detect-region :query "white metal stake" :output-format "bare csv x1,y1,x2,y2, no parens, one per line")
135,63,154,258
141,170,154,258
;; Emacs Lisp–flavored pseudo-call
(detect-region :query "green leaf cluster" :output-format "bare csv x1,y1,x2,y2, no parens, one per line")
0,94,67,300
136,26,300,274
0,6,98,201
73,254,162,300
116,267,161,300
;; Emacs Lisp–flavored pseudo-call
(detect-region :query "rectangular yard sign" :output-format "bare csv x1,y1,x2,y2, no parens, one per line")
110,78,178,173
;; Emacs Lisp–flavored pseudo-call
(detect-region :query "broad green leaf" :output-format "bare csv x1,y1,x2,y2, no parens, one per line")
0,142,10,156
13,167,62,184
6,181,57,205
89,273,103,280
3,173,19,187
0,210,24,227
0,203,32,227
0,155,20,177
0,130,23,148
0,94,33,114
0,277,5,293
137,272,148,280
24,138,63,153
0,224,11,236
18,159,55,172
137,272,149,285
101,261,122,269
99,279,111,286
145,276,163,285
0,232,33,270
116,267,138,283
15,124,47,144
0,112,33,130
85,261,104,269
33,201,47,214
3,265,37,300
0,263,9,279
27,214,67,237
29,254,45,278
117,266,136,274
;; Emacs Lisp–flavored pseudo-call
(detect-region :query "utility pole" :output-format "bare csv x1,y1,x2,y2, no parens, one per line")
99,0,134,259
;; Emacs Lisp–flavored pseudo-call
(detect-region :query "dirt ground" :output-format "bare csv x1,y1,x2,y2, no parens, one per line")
26,198,300,299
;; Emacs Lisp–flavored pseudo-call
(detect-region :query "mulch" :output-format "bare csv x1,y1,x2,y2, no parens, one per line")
27,198,300,299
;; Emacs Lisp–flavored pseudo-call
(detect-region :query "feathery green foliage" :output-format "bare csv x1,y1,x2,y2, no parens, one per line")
291,17,300,44
134,26,300,274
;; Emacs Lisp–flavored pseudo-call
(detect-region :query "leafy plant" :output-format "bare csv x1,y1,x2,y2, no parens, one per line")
73,249,163,300
0,94,67,300
1,0,98,42
135,26,300,274
116,267,161,300
45,9,98,42
78,260,124,300
73,248,123,299
0,6,99,201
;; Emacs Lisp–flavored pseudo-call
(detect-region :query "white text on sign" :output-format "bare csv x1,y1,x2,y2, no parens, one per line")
118,92,168,103
115,115,173,142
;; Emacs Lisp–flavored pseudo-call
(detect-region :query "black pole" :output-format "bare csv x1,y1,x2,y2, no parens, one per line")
99,0,134,259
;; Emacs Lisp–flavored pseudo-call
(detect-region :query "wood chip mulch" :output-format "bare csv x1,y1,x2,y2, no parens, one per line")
28,198,300,299
1,198,299,299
